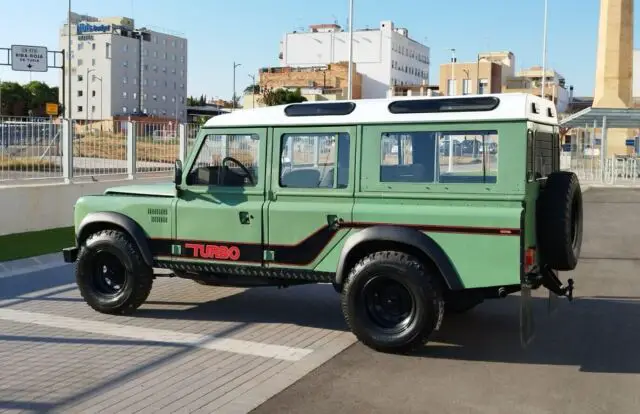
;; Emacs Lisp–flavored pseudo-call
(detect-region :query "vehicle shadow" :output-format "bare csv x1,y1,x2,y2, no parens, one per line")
417,294,640,374
134,283,349,331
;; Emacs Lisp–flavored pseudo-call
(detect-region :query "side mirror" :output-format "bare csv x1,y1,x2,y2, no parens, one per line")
174,159,183,187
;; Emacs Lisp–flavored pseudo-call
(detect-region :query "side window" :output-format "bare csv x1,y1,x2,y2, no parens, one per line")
279,132,350,188
380,132,434,182
531,130,556,179
437,130,498,184
186,133,260,187
527,130,535,181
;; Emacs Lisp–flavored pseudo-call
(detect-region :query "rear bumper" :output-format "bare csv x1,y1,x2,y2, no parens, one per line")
62,246,78,263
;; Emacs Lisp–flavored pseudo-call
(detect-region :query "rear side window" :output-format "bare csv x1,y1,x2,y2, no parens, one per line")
379,130,499,184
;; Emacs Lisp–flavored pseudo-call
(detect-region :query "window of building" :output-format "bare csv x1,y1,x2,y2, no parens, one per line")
77,75,83,82
123,60,128,67
478,79,489,94
143,79,148,86
91,58,96,66
133,107,138,113
77,105,83,112
124,44,128,52
187,133,260,186
143,64,149,71
78,43,83,50
152,94,157,101
92,90,96,97
180,83,184,89
172,68,176,74
91,105,96,113
123,77,128,84
378,130,498,184
279,132,350,189
162,39,166,45
152,65,157,72
153,51,158,57
447,79,456,95
164,80,168,87
133,77,137,85
133,92,137,100
162,95,166,101
106,43,111,59
152,109,157,114
92,43,96,50
180,56,184,63
123,91,128,99
171,40,175,47
144,49,148,57
163,52,167,59
462,79,471,95
77,90,83,97
171,96,176,103
162,67,167,73
77,59,83,66
123,106,128,113
143,93,148,100
180,70,184,78
153,80,157,86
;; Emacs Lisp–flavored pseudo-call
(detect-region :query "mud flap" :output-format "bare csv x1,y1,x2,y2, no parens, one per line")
520,282,535,347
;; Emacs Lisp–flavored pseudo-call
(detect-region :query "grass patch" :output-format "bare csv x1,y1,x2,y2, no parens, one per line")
74,136,179,163
0,227,74,262
0,158,59,170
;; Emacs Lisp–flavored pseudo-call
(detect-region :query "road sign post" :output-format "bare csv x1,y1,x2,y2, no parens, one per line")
10,45,48,72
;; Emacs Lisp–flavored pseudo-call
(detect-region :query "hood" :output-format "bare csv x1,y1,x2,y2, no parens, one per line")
104,182,176,197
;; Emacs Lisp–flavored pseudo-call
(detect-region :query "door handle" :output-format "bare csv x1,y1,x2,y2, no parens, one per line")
327,214,344,230
239,211,252,225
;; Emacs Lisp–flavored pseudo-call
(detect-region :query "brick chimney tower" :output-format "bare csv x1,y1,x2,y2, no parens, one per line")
593,0,634,155
593,0,633,108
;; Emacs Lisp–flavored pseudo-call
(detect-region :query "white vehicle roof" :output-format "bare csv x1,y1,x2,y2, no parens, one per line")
203,93,558,128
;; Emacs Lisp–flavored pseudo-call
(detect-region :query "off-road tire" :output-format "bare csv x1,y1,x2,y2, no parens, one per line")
537,171,583,271
341,251,444,353
76,229,153,315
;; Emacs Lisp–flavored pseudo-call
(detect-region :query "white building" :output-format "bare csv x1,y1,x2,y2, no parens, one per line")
59,13,188,121
279,20,430,99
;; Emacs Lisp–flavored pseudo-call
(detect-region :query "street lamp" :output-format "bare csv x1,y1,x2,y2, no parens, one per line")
86,67,95,130
248,74,256,108
347,0,354,100
67,0,72,119
232,61,242,110
92,75,103,126
541,0,548,99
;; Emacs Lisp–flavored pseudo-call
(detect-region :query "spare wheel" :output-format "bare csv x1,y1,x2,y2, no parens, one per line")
536,171,583,271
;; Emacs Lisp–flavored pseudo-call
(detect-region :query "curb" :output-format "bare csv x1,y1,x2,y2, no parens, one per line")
0,253,68,279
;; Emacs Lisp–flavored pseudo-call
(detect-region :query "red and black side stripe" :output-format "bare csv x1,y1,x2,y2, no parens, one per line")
151,222,520,266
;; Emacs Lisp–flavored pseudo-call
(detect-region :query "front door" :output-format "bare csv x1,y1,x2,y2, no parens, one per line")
173,128,267,266
266,126,356,272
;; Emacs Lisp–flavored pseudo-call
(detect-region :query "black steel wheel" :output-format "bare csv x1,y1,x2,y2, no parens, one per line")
341,251,444,353
76,229,153,315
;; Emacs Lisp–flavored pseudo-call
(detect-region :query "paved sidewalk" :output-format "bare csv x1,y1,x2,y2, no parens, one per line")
0,264,356,413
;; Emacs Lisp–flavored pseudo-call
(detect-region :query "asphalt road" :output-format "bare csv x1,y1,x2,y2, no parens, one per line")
253,188,640,414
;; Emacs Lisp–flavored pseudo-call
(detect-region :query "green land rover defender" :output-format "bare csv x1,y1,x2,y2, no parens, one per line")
62,93,583,353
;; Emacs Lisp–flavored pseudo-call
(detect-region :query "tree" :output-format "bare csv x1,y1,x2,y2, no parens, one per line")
0,82,29,116
259,87,307,106
244,84,260,94
24,81,59,116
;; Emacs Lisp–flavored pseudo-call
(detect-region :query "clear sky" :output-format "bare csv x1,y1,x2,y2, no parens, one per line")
0,0,636,99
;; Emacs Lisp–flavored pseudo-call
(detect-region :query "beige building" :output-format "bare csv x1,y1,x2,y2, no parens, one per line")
503,66,570,112
439,60,504,96
243,62,363,109
386,83,440,97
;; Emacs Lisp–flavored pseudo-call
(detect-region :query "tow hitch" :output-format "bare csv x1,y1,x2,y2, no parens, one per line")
520,266,575,347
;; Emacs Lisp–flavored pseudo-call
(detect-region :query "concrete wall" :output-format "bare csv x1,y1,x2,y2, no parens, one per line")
0,176,171,236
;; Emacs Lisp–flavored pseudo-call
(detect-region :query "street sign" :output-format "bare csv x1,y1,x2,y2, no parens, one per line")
45,103,58,116
11,45,48,72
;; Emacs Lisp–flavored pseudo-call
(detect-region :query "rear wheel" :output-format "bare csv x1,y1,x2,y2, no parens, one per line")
537,171,583,270
341,251,444,353
76,230,153,315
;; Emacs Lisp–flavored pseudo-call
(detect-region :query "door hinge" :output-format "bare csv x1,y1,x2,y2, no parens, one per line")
263,250,275,261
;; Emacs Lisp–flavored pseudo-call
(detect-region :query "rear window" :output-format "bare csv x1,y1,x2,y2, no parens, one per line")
527,129,559,181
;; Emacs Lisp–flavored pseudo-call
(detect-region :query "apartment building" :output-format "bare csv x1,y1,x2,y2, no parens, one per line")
279,20,430,99
59,12,188,121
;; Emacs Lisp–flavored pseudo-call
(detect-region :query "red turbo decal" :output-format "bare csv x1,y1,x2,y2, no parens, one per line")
184,243,241,261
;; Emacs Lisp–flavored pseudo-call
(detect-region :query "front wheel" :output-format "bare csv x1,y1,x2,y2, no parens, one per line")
76,230,153,315
341,251,444,353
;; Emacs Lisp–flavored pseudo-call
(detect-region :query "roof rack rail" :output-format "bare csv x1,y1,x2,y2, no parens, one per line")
284,102,356,117
388,97,500,114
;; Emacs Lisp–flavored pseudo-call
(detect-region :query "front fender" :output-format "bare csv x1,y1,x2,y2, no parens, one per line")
335,225,464,290
76,211,154,267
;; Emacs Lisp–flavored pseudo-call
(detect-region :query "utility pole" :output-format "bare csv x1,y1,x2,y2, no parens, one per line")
541,0,548,99
232,61,241,110
86,68,95,129
347,0,354,99
68,0,72,119
248,74,256,108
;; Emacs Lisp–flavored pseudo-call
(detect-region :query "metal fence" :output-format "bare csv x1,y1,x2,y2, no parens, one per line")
0,116,202,183
561,143,640,186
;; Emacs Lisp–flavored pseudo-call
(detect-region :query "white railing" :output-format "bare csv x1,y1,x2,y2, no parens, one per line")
0,116,202,184
566,153,640,186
